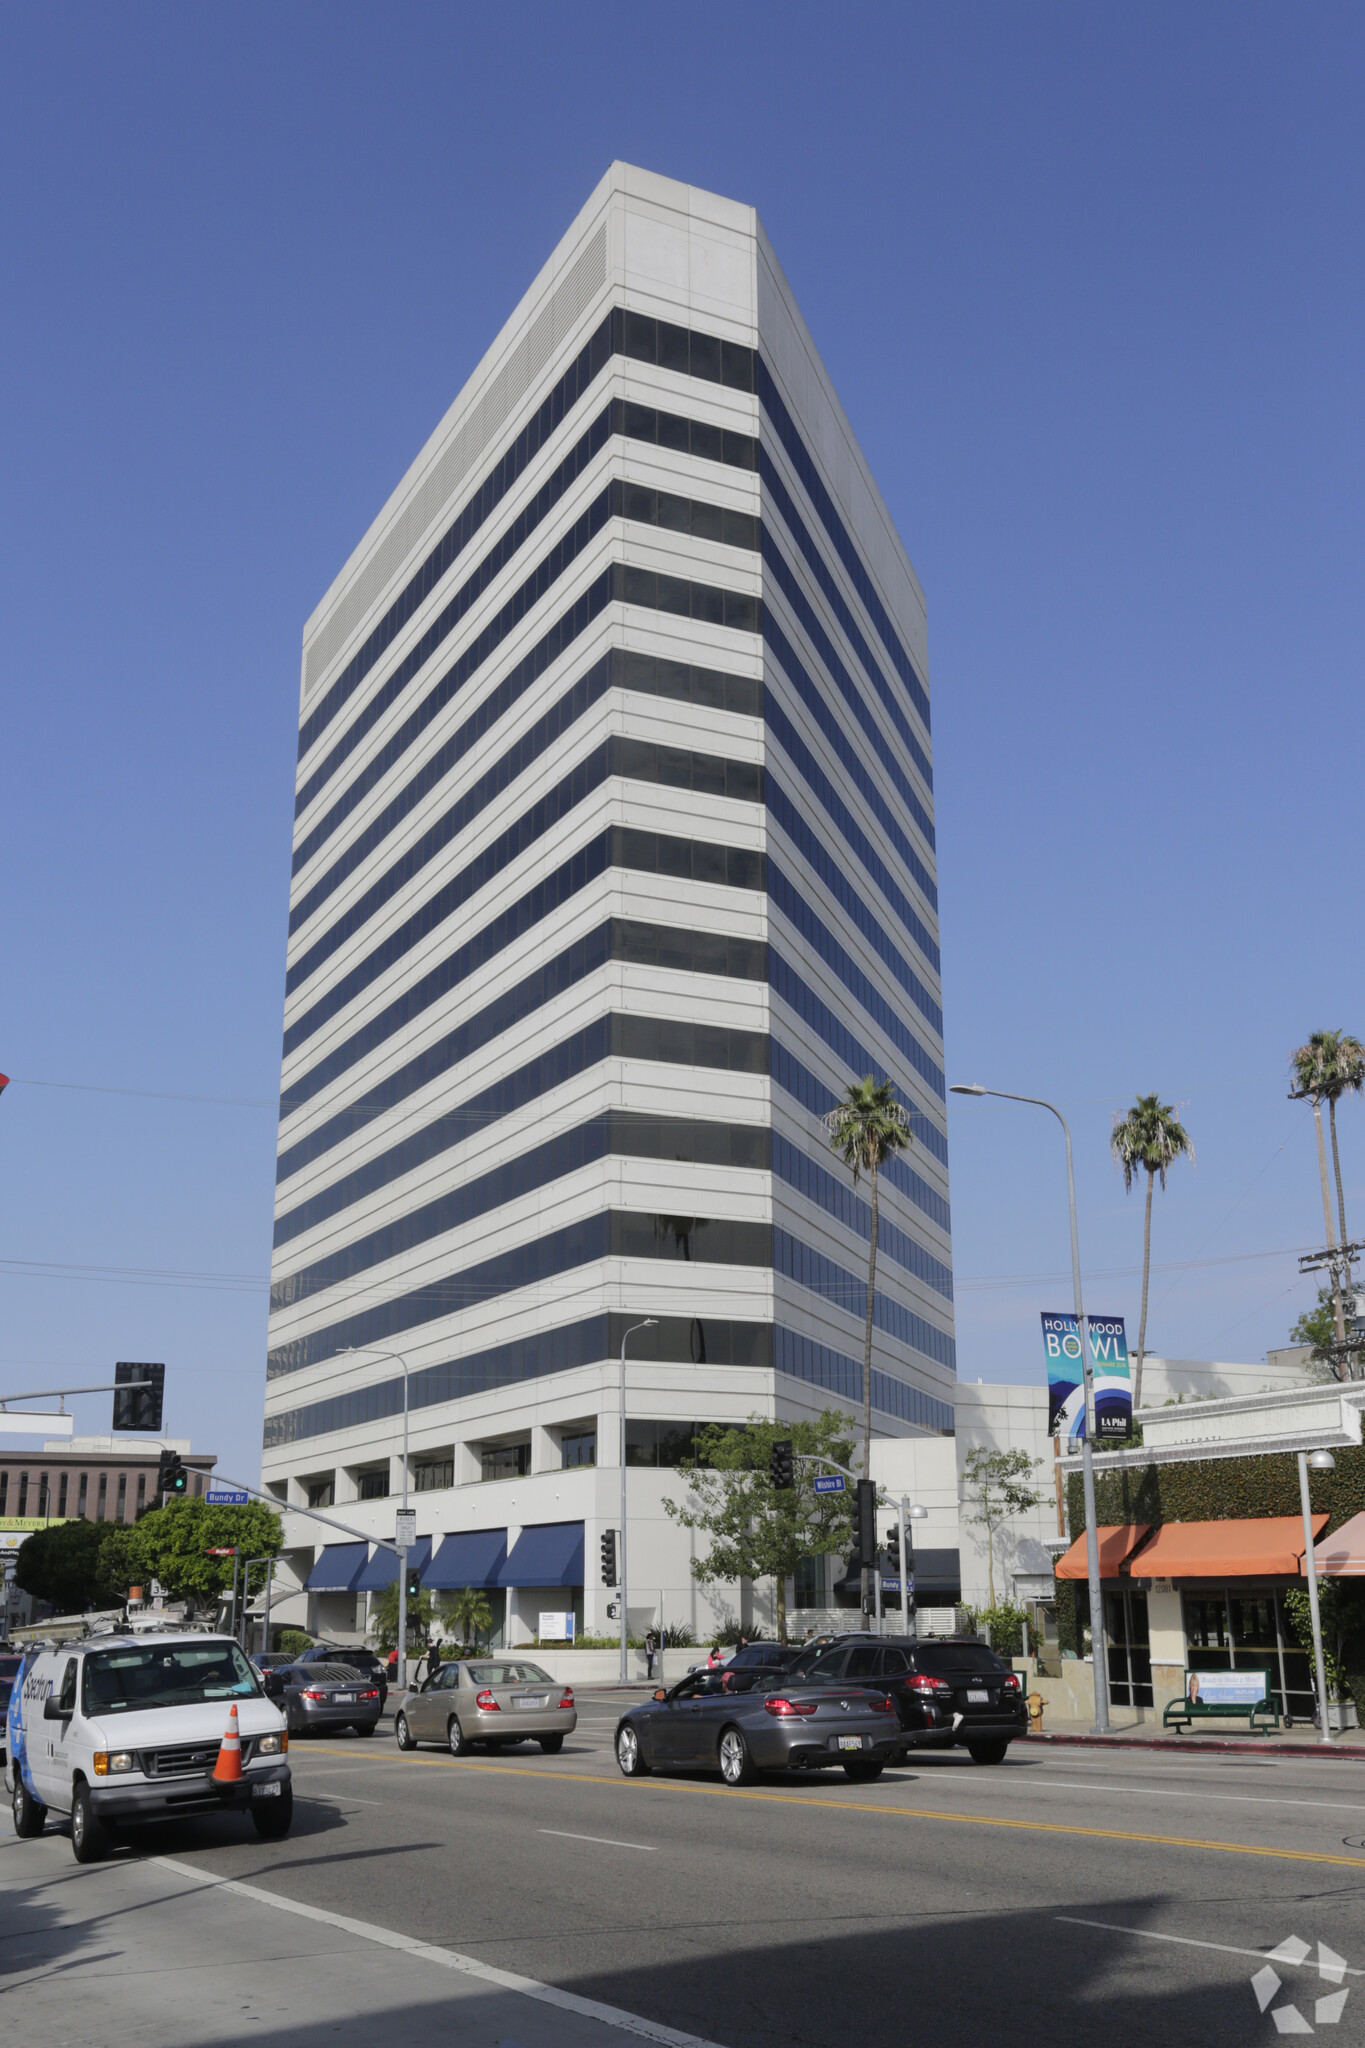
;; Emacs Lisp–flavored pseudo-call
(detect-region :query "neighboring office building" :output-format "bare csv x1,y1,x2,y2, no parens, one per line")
262,164,955,1644
0,1437,216,1527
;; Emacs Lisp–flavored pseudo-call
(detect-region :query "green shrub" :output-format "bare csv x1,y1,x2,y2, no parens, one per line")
277,1628,313,1656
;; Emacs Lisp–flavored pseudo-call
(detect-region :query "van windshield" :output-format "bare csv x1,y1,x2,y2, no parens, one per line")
82,1642,261,1715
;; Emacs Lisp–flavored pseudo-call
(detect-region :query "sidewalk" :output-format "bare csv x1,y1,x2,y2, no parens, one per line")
1026,1725,1365,1759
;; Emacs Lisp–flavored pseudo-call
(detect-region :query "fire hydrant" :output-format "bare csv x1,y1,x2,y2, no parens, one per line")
1027,1690,1045,1732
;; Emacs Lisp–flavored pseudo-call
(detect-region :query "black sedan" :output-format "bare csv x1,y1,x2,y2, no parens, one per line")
615,1671,900,1786
274,1662,383,1737
788,1634,1027,1763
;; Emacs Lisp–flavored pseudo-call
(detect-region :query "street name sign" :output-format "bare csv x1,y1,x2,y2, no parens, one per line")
813,1475,846,1494
206,1489,249,1506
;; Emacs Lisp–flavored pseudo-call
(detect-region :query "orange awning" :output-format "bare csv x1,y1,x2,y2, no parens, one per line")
1131,1515,1328,1580
1310,1513,1365,1577
1054,1525,1151,1579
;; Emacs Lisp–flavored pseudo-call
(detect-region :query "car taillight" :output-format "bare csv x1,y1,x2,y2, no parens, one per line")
475,1689,500,1711
908,1674,951,1695
363,1689,379,1700
764,1697,819,1717
872,1694,895,1714
1001,1673,1021,1691
558,1689,574,1709
302,1690,327,1701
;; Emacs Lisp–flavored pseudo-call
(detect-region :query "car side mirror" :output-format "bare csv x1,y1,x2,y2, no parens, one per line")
44,1696,69,1721
653,1688,667,1700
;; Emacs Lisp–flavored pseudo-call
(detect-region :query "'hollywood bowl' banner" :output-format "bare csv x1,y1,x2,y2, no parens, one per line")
1042,1312,1133,1441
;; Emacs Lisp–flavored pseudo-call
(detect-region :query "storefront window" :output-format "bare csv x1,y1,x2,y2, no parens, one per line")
1182,1590,1314,1723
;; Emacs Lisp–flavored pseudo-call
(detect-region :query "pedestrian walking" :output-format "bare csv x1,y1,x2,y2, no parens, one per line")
428,1638,442,1678
644,1628,658,1681
707,1644,725,1670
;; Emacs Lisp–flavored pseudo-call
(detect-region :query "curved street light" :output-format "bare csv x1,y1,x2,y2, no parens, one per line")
950,1082,1110,1734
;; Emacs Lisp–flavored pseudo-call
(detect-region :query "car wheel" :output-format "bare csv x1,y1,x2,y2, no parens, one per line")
843,1759,884,1782
12,1775,46,1839
447,1716,469,1757
351,1721,376,1737
395,1712,415,1751
615,1724,650,1776
251,1785,293,1840
967,1739,1009,1765
538,1734,565,1755
718,1726,756,1787
71,1782,110,1864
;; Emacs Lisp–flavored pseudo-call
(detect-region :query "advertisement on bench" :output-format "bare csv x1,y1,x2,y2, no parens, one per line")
1184,1670,1269,1707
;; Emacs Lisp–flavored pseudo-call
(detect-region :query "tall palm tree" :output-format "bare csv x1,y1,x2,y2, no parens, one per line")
1291,1032,1365,1364
823,1076,912,1477
1110,1095,1194,1414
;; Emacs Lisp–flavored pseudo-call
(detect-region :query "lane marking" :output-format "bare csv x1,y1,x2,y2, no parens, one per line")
150,1854,720,2047
539,1829,657,1852
920,1776,1365,1816
297,1791,385,1807
308,1747,1365,1868
1057,1918,1365,1976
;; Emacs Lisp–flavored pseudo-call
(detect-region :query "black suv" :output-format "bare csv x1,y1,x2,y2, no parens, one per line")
296,1643,388,1709
785,1634,1027,1764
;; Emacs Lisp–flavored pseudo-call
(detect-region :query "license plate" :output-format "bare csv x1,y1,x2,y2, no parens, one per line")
333,1693,354,1703
837,1735,864,1751
252,1781,282,1799
514,1696,548,1710
966,1690,990,1704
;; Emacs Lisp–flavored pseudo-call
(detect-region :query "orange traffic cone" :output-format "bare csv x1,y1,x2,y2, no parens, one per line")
212,1702,243,1783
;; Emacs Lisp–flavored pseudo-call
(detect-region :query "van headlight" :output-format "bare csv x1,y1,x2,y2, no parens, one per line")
257,1732,286,1754
92,1751,137,1775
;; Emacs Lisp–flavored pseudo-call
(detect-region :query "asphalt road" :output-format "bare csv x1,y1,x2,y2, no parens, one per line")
7,1692,1365,2047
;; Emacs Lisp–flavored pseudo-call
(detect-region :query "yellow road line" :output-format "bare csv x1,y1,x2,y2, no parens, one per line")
306,1746,1365,1870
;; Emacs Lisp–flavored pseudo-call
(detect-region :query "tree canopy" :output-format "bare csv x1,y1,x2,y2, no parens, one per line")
663,1409,857,1641
15,1497,284,1617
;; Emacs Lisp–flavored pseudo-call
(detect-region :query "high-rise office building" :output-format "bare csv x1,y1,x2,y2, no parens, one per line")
262,165,954,1644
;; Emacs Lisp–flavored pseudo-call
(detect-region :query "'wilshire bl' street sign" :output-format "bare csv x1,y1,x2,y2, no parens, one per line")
813,1475,846,1494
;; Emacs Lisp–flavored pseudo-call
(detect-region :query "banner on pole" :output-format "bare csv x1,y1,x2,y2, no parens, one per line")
1042,1312,1132,1442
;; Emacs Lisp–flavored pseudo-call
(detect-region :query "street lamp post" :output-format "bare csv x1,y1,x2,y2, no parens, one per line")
340,1347,412,1686
1299,1448,1336,1743
950,1083,1110,1734
618,1319,657,1685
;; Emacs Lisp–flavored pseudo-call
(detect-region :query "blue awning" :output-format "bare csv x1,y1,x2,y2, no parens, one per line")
498,1521,584,1589
425,1528,507,1591
305,1541,369,1592
354,1535,432,1592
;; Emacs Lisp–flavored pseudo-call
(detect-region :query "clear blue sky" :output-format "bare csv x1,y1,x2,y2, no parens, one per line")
2,5,1361,1482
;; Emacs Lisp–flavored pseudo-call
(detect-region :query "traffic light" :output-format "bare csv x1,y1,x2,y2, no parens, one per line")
770,1439,794,1489
405,1565,423,1600
155,1449,187,1505
113,1361,165,1433
600,1529,618,1587
856,1478,877,1562
884,1524,901,1568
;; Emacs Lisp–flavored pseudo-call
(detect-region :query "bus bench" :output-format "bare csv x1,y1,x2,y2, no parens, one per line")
1163,1684,1281,1735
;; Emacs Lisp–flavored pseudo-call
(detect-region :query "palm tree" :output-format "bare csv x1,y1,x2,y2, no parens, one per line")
823,1076,912,1477
1110,1094,1194,1414
1291,1032,1365,1367
445,1585,493,1650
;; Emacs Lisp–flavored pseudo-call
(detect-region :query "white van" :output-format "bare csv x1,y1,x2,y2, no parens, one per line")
5,1629,291,1861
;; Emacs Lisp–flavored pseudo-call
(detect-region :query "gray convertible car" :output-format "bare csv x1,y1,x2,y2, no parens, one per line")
615,1670,900,1785
395,1659,576,1755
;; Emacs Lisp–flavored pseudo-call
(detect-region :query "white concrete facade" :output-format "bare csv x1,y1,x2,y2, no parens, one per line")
260,165,954,1644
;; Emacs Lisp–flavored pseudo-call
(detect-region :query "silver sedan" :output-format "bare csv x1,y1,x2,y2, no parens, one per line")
394,1659,577,1756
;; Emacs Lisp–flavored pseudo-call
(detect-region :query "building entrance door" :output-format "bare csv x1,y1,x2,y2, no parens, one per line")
1104,1588,1153,1707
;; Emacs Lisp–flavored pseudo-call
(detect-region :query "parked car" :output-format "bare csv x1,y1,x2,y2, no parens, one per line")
614,1670,900,1785
786,1634,1027,1763
275,1662,383,1738
295,1643,388,1709
394,1659,576,1756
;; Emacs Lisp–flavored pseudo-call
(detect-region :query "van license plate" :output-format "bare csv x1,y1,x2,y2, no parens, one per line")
252,1781,282,1799
967,1690,989,1703
837,1736,863,1751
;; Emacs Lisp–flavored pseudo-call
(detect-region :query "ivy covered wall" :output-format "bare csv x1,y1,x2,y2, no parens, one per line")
1064,1444,1365,1542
